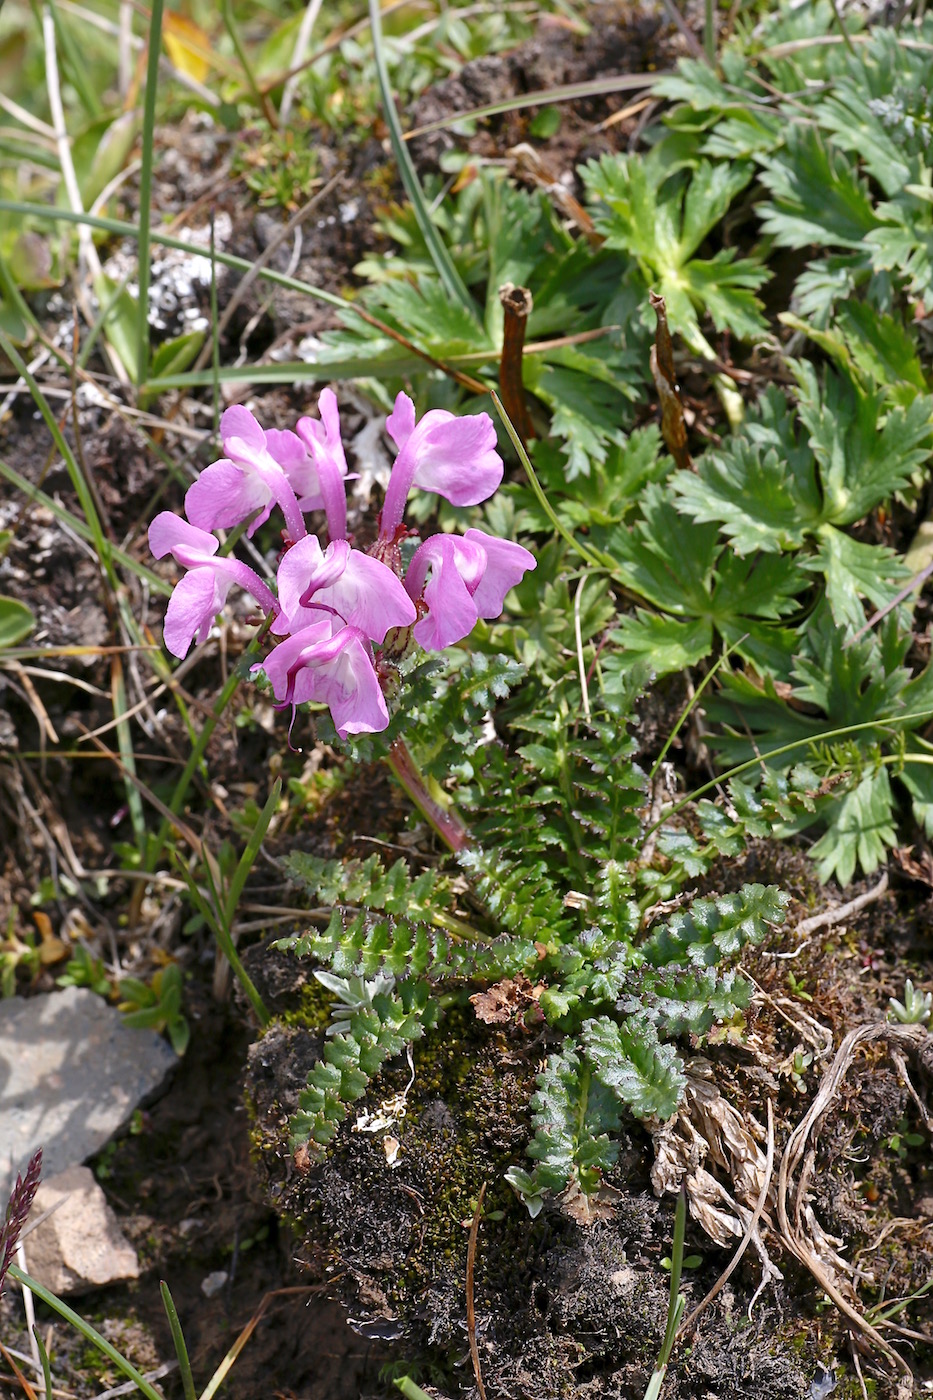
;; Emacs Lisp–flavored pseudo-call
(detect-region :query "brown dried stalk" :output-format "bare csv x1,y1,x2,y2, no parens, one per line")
649,292,692,472
0,1148,43,1297
498,283,535,446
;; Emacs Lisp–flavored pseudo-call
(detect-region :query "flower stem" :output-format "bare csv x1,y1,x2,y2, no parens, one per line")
387,738,472,854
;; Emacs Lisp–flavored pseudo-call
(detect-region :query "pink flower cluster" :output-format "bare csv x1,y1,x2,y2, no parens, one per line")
149,391,535,740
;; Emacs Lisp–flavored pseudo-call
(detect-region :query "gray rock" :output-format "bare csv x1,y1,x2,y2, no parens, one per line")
22,1165,139,1294
0,986,177,1193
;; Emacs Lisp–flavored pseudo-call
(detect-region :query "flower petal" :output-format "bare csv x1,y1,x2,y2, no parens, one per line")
385,391,416,451
185,459,273,536
149,511,218,564
163,567,230,658
408,535,486,651
463,529,536,617
220,404,265,452
409,411,503,506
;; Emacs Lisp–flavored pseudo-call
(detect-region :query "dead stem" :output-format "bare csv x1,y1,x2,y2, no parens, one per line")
679,1100,776,1340
776,1022,932,1385
497,284,534,446
649,293,692,472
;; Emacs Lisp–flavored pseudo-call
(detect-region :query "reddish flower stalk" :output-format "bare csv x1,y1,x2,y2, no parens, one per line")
0,1148,42,1296
387,739,472,854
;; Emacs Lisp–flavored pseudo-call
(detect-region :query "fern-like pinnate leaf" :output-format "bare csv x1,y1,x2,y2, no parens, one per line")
518,1045,623,1198
640,886,789,969
290,979,438,1152
581,1014,685,1120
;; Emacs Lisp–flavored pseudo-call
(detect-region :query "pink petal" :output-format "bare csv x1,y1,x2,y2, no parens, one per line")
265,428,320,505
255,620,333,697
385,391,416,451
311,629,389,738
149,511,218,563
163,567,230,658
408,535,486,651
185,459,273,536
463,529,536,617
410,411,503,506
220,404,265,452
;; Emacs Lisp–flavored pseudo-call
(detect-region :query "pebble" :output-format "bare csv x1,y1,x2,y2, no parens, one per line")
0,986,178,1195
20,1166,139,1295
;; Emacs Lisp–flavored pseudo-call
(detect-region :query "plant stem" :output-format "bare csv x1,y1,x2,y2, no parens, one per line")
137,0,165,390
386,739,472,854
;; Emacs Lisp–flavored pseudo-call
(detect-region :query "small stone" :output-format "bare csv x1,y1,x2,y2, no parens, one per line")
0,986,178,1193
22,1166,139,1295
201,1270,228,1298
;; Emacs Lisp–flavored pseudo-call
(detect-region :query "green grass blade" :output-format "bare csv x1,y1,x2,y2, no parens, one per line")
111,653,148,853
0,200,362,310
406,71,663,138
33,1325,53,1400
160,1282,196,1400
222,778,281,930
8,1265,166,1400
492,389,606,574
0,328,116,587
368,0,476,320
136,0,165,388
47,0,102,118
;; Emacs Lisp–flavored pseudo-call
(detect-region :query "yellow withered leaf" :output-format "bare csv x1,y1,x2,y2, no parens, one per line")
163,12,212,84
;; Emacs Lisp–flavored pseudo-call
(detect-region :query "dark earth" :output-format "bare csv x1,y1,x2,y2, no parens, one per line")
2,4,933,1399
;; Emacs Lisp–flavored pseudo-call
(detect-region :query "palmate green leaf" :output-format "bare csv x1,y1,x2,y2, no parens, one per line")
711,548,807,623
581,1014,685,1120
525,354,636,480
793,362,933,525
678,249,769,340
791,255,874,328
582,153,765,342
867,187,933,303
834,301,927,396
757,126,878,251
815,79,913,199
802,528,909,633
672,384,822,553
791,612,912,726
809,766,897,886
609,611,712,676
609,484,719,614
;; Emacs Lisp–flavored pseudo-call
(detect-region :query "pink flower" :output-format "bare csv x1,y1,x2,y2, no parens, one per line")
185,405,307,543
404,528,536,650
255,619,389,739
293,388,351,542
149,512,278,658
379,393,503,540
274,535,416,642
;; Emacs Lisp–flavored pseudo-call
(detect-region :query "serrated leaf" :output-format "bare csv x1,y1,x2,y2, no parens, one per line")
758,126,878,250
582,1014,685,1120
641,885,788,968
803,527,909,633
809,766,896,885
